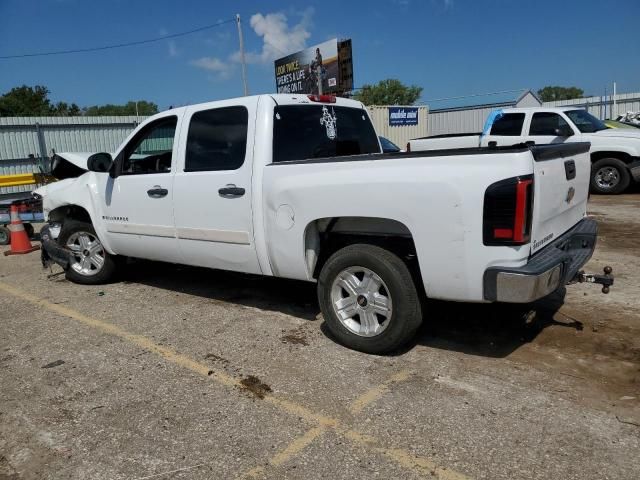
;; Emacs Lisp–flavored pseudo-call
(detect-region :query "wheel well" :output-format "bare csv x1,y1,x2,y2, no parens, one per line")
304,217,419,280
591,151,632,164
49,205,92,224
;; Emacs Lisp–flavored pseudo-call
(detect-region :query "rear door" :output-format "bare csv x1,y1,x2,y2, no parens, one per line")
172,98,261,274
529,143,591,254
481,112,527,147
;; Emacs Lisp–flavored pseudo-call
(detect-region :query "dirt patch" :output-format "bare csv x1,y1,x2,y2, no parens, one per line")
238,375,272,399
204,353,230,366
280,327,309,346
0,456,19,480
595,218,640,255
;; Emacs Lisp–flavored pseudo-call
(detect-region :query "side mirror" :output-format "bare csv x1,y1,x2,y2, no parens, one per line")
87,152,113,172
554,127,574,137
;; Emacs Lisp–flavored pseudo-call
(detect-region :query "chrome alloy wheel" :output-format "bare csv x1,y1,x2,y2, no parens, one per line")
595,166,620,190
66,231,105,276
330,266,393,337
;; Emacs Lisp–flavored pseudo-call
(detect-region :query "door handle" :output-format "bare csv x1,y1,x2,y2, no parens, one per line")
564,160,576,180
525,140,536,147
218,185,245,198
147,186,168,198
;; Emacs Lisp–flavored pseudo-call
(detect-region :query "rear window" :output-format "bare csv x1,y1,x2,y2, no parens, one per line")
490,113,525,136
273,105,381,163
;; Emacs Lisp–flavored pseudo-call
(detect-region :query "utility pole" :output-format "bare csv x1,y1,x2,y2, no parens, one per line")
613,81,617,119
236,14,249,96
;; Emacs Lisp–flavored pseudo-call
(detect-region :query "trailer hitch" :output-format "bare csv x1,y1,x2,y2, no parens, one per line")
575,266,614,294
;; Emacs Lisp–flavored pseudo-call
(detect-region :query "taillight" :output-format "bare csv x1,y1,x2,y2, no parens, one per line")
307,94,336,103
483,175,534,246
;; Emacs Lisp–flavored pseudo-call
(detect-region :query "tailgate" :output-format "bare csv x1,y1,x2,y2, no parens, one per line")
529,143,591,254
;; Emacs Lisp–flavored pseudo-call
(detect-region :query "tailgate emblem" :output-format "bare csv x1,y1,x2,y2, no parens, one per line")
566,186,575,203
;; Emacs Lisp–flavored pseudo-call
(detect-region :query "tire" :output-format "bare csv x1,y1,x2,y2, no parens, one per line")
591,158,631,194
0,226,9,246
23,223,34,239
317,244,423,354
58,220,116,284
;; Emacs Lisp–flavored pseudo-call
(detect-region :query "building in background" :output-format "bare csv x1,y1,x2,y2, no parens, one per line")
367,105,429,149
427,89,541,136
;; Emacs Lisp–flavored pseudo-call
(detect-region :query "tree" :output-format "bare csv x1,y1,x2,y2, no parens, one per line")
53,101,82,116
537,86,584,102
0,84,158,117
83,101,158,116
0,85,54,116
353,79,423,106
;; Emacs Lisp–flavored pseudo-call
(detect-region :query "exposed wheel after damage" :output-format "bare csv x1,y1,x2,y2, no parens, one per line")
58,220,116,284
318,244,422,354
591,158,630,194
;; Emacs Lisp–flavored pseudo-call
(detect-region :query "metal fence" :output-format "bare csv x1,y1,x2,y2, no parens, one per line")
543,91,640,121
0,116,145,196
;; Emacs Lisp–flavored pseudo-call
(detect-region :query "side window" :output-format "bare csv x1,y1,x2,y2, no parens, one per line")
185,106,248,172
489,113,525,136
121,117,177,175
529,112,570,136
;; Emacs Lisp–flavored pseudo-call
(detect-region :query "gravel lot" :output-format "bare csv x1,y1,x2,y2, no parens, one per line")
1,194,639,480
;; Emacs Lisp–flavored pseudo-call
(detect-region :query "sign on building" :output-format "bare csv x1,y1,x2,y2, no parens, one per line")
388,107,419,126
274,39,353,95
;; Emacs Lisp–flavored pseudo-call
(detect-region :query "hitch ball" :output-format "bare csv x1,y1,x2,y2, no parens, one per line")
604,266,613,275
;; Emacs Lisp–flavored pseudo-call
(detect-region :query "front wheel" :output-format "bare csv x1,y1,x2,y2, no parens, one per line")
591,158,631,194
58,220,116,284
317,244,423,354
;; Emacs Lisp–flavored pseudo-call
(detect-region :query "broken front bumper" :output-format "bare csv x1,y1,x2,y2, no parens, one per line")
40,224,72,269
483,218,605,303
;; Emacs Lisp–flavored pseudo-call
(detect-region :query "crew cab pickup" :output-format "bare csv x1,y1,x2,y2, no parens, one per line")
409,107,640,194
34,94,612,354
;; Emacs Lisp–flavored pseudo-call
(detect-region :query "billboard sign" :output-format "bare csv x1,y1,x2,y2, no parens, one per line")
274,39,340,95
388,107,419,126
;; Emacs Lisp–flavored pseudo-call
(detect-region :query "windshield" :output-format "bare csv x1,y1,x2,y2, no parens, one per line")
565,109,608,133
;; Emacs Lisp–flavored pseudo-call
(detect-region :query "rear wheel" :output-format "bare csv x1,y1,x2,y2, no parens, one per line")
318,244,423,354
58,220,116,284
591,158,630,194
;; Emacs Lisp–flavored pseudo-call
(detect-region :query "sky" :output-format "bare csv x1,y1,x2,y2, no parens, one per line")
1,0,639,110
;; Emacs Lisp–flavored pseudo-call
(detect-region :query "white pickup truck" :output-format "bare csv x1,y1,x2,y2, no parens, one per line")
34,94,613,353
409,107,640,194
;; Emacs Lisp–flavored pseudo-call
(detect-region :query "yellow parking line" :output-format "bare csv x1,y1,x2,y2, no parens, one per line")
0,281,471,480
343,430,468,480
349,370,412,415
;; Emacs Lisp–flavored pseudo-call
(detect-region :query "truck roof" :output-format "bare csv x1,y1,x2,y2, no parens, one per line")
501,106,587,114
164,94,365,115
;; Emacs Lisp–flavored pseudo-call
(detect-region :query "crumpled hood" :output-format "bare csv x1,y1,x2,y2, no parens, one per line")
50,152,94,179
592,128,640,140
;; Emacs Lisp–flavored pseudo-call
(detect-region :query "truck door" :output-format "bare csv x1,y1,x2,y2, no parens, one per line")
98,113,182,262
524,111,577,146
481,112,527,147
172,99,261,274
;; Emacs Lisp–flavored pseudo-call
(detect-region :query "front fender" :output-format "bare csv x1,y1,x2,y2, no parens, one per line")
40,174,116,255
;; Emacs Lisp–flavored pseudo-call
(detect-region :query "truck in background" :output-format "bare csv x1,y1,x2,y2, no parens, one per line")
409,107,640,194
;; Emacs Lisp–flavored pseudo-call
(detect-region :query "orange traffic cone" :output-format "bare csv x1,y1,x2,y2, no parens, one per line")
3,204,40,256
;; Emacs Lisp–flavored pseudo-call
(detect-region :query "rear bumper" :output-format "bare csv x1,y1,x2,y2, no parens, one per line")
483,218,597,303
